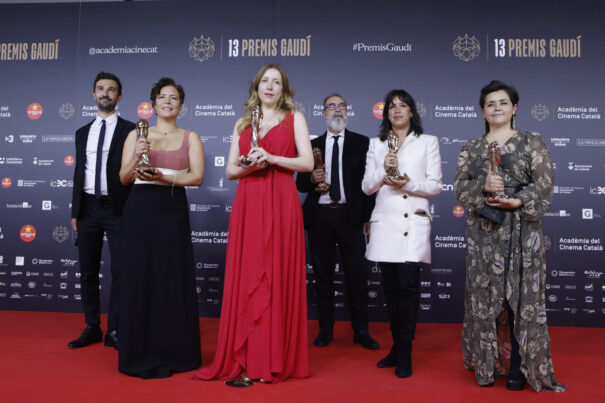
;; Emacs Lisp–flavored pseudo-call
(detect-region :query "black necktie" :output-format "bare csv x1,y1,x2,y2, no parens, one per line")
330,135,341,203
94,119,106,198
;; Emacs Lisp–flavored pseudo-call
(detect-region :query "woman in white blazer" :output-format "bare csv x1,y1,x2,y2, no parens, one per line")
362,89,442,378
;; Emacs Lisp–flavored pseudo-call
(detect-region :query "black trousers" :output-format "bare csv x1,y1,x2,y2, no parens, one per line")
380,262,421,343
76,194,121,331
508,304,522,377
308,205,370,334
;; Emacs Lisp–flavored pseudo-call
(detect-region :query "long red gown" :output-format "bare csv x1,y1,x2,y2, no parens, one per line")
193,112,311,382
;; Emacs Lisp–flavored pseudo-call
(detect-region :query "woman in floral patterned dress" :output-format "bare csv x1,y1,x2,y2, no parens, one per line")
454,81,565,392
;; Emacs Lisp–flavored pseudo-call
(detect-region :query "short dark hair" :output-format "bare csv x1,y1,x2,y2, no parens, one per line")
93,72,122,96
379,89,423,141
322,93,346,109
479,80,519,108
150,77,185,107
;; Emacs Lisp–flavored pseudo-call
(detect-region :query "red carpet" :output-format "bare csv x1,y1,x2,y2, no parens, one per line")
0,311,602,402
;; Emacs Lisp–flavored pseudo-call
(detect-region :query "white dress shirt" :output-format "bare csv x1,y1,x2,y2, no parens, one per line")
84,113,118,196
319,130,347,204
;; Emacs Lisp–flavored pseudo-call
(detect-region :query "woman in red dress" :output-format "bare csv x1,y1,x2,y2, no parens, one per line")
194,64,313,382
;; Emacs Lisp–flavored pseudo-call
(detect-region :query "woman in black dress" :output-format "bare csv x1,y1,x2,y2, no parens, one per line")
118,77,205,379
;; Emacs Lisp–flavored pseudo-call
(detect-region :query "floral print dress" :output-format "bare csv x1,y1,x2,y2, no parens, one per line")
454,131,565,392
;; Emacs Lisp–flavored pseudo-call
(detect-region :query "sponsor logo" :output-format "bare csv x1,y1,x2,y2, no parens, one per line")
550,137,570,147
452,205,465,218
5,135,14,142
58,103,75,119
453,34,480,62
548,295,558,302
33,157,54,166
585,284,594,292
190,204,220,213
531,104,550,121
40,135,72,143
0,157,23,165
137,102,153,119
53,226,70,243
544,210,571,217
439,137,468,145
416,102,427,119
577,139,605,147
590,186,605,195
214,156,225,167
584,270,603,279
585,296,593,303
1,177,11,188
420,293,431,298
42,200,52,211
188,35,215,62
15,256,24,266
49,179,73,188
64,155,75,166
19,134,36,143
372,102,384,119
438,293,451,300
207,177,229,192
568,162,592,172
26,103,43,120
582,208,593,219
550,270,575,277
553,186,584,195
20,225,36,242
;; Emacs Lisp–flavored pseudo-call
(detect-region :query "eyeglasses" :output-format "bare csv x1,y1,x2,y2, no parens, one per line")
325,103,347,111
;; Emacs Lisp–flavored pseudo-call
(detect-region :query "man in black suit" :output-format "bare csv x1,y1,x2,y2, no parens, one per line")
296,93,378,349
68,72,135,349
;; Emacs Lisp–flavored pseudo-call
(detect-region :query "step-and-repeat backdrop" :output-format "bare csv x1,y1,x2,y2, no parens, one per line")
0,1,603,326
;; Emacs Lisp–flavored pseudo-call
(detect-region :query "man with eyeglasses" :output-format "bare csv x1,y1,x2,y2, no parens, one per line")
296,93,378,350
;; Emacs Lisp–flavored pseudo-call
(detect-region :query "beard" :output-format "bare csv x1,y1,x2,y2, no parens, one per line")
95,96,118,113
326,114,347,133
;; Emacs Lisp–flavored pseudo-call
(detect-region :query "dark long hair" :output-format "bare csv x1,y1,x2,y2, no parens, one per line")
379,89,423,141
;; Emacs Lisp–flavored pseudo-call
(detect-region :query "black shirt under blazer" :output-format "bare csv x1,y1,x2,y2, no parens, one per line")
296,130,375,229
71,116,136,218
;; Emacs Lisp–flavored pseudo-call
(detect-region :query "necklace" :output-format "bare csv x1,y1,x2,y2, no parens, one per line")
157,126,178,136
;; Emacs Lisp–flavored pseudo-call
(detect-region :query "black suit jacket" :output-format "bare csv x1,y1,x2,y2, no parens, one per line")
71,116,136,218
296,130,375,229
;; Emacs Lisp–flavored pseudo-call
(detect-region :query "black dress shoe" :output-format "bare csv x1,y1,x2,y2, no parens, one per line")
353,333,380,350
313,330,333,347
377,345,397,368
506,373,526,391
68,325,102,349
395,342,412,378
104,329,118,349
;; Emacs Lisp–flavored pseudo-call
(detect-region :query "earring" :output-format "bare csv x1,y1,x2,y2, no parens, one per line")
511,114,516,129
483,120,489,135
